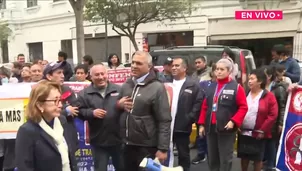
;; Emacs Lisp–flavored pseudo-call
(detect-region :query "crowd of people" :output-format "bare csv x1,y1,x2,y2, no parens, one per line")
159,44,300,171
0,43,300,171
0,51,125,171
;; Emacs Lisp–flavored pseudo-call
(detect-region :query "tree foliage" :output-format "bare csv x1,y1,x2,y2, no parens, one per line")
0,23,11,42
85,0,193,50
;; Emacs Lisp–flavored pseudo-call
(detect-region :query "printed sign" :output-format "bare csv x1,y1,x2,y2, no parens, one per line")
0,99,26,133
277,87,302,171
67,83,94,171
107,69,131,84
74,118,94,171
0,67,168,171
107,66,163,85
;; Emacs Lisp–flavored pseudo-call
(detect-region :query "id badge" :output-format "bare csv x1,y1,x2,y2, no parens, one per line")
212,103,217,112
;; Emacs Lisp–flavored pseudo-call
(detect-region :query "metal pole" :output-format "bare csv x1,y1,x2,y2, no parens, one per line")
105,16,108,59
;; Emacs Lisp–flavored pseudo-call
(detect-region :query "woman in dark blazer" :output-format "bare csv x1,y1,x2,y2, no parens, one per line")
15,80,78,171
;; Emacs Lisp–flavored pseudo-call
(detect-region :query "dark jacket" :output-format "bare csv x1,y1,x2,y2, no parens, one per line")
199,80,213,92
118,70,172,151
174,77,203,133
15,116,78,171
271,81,288,134
198,78,248,133
3,139,15,170
158,71,173,83
78,82,122,146
63,61,73,81
280,57,301,83
61,85,79,153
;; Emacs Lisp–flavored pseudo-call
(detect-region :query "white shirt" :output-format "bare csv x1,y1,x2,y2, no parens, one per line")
171,78,186,114
242,90,263,136
170,78,186,140
231,63,239,79
284,76,292,85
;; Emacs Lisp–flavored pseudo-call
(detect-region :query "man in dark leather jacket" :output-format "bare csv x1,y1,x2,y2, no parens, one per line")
117,51,172,171
171,57,203,171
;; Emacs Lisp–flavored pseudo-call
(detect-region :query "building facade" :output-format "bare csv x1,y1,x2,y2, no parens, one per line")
1,0,302,64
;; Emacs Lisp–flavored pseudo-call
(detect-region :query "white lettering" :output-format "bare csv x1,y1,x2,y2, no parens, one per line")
246,12,252,18
69,85,85,92
241,12,252,19
269,12,275,18
254,12,276,19
255,12,261,18
241,12,246,18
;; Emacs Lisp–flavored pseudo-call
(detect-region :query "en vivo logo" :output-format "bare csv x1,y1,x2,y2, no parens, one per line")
235,10,283,20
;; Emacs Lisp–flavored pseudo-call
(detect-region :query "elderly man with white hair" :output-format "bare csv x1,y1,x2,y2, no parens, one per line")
117,51,172,171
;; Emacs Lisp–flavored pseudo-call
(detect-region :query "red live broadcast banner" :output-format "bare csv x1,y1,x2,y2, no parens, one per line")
235,10,283,20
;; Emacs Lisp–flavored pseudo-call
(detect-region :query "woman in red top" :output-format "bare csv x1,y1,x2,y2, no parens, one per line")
198,58,248,171
238,69,278,171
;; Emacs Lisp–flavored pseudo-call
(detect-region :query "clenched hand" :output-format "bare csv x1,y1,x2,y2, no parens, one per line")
93,109,107,118
118,96,133,112
155,150,167,163
66,106,78,117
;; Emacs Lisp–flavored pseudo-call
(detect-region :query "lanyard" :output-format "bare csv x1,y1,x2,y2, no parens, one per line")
211,84,227,113
268,82,274,91
214,84,227,98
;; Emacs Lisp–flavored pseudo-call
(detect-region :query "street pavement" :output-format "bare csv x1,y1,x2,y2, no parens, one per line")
174,149,251,171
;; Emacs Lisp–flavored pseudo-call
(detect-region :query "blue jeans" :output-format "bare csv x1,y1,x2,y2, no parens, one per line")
196,124,207,158
264,138,278,168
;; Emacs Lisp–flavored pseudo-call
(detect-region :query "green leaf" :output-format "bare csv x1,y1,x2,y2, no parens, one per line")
85,0,193,34
0,23,11,41
84,0,193,50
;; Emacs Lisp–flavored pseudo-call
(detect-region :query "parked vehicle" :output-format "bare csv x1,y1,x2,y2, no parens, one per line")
150,46,256,146
150,45,256,88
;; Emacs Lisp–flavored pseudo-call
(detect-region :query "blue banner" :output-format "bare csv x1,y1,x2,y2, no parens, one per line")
74,118,94,171
68,82,173,170
277,87,302,171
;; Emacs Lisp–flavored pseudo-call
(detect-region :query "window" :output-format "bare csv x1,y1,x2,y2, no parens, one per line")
27,0,37,8
28,42,43,61
1,40,8,63
0,0,6,9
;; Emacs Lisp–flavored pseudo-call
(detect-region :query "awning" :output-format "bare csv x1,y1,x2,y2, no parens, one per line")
208,11,300,40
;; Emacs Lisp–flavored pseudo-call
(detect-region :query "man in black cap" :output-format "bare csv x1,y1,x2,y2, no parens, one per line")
158,57,173,82
43,61,79,153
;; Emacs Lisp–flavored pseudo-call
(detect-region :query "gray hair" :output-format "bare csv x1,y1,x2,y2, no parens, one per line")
90,64,107,75
216,58,233,72
132,51,153,66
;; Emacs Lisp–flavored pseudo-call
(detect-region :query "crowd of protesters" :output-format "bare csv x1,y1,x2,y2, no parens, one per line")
159,44,297,171
0,43,300,171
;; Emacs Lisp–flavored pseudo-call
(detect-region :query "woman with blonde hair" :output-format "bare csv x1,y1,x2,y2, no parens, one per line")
15,80,77,171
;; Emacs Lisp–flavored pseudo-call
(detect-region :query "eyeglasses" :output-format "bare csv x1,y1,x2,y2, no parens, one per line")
43,99,62,106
